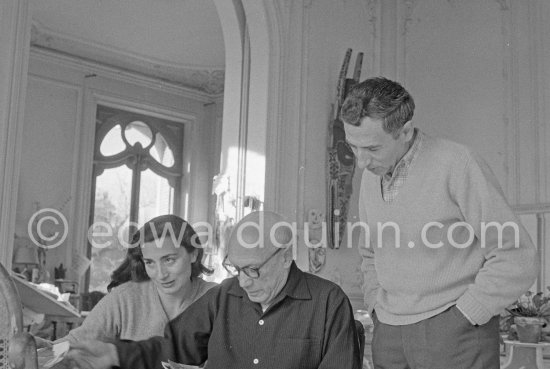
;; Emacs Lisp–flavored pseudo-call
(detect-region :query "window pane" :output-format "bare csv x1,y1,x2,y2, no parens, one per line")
100,125,126,156
125,121,152,148
150,132,175,167
89,166,132,292
138,168,173,222
90,107,183,293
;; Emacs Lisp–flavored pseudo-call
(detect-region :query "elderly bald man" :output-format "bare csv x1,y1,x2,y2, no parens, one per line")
65,211,360,369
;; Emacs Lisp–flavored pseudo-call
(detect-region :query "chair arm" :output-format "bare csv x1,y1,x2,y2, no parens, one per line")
8,332,38,369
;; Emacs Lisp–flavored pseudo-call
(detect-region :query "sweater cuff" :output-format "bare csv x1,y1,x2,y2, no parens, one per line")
456,292,493,325
455,305,477,326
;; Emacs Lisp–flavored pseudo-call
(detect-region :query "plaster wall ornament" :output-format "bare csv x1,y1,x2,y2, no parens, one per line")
401,0,419,36
306,209,326,245
366,0,380,76
366,0,379,39
306,209,327,274
495,0,510,11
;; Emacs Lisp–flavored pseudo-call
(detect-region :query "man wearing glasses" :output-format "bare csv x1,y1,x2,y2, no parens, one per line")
65,211,360,369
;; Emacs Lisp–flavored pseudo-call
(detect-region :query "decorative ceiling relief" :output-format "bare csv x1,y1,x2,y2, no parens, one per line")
179,69,225,95
30,23,224,95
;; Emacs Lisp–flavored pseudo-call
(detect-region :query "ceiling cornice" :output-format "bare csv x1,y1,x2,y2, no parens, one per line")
30,47,215,103
31,22,225,95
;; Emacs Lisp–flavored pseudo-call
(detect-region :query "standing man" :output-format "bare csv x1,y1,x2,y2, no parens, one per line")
64,211,360,369
341,77,538,369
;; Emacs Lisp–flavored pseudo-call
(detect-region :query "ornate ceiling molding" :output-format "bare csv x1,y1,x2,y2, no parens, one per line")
30,22,224,95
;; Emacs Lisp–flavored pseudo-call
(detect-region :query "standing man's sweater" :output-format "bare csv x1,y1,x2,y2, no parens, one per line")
359,131,538,325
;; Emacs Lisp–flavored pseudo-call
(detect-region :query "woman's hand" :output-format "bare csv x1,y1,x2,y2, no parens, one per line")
63,341,119,369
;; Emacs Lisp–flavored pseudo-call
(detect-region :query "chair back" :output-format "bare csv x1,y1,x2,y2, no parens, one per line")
0,262,37,369
0,262,23,368
355,319,366,365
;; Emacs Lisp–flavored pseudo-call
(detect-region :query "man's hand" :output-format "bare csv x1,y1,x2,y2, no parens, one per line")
63,341,120,369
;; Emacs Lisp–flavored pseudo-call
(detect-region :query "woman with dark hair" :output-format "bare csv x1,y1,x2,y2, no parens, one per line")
62,214,216,342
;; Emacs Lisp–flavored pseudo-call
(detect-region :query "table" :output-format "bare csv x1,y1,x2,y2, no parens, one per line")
502,340,550,369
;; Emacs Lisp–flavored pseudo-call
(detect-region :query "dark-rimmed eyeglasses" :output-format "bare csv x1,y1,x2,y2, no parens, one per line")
222,248,284,279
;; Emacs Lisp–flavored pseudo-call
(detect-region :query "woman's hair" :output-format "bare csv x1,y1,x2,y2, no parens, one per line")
107,214,213,292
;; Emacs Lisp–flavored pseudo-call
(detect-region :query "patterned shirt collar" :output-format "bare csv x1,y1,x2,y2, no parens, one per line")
381,128,422,202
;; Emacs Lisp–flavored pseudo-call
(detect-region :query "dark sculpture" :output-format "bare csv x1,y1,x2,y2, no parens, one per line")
327,49,363,248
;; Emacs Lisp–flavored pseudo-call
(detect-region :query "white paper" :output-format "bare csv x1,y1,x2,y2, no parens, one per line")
38,341,70,368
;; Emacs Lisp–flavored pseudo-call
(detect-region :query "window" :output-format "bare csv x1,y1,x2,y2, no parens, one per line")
87,106,184,292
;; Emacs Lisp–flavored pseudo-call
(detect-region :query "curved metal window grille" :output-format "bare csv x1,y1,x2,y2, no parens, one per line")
87,106,184,292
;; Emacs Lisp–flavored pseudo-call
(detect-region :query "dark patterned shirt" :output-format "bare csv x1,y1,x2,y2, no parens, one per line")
114,262,360,369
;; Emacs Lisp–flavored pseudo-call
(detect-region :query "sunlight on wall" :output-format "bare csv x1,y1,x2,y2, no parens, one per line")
206,145,266,284
244,150,265,206
223,146,266,210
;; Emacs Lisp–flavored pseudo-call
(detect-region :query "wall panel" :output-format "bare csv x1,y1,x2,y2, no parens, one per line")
16,76,81,272
267,0,550,307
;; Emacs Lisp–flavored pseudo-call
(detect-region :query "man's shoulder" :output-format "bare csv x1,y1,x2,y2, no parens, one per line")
301,271,349,300
195,278,219,299
422,132,473,158
419,133,478,169
197,278,218,291
209,276,237,296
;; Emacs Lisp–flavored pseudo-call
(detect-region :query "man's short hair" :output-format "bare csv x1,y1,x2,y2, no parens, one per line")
340,77,415,137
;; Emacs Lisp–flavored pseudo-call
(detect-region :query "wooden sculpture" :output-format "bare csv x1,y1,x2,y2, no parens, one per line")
327,48,363,248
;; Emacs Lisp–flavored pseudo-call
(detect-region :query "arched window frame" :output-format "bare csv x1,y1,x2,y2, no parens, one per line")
86,105,184,291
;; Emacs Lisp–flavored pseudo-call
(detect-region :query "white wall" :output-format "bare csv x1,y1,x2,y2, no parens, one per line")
17,72,80,275
261,0,550,309
15,48,221,280
8,0,550,303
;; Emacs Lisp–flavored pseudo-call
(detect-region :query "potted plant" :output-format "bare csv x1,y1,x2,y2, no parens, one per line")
505,290,550,343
